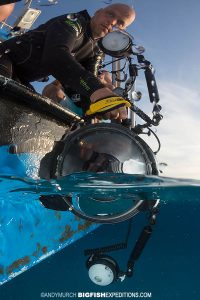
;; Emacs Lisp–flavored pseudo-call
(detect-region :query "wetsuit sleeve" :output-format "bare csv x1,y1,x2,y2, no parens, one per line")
41,17,104,99
81,51,105,76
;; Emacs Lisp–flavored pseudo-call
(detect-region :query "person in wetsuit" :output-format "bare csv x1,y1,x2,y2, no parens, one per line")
0,3,136,120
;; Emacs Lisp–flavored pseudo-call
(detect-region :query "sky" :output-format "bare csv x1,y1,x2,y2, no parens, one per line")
4,0,200,179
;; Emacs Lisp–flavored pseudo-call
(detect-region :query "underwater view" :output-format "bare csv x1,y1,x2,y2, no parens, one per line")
0,162,200,299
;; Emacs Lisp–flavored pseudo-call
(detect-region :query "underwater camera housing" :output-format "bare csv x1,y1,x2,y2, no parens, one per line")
39,123,159,223
55,123,158,177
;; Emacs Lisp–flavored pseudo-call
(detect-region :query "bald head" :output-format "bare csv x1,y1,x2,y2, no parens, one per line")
91,2,136,39
105,3,136,26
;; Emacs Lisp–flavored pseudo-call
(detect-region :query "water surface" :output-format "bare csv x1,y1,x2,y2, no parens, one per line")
0,171,200,299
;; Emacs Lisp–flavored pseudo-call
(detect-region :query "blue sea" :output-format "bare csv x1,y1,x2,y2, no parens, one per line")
0,170,200,300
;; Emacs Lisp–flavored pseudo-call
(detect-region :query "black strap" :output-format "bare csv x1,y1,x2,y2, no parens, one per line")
84,219,133,256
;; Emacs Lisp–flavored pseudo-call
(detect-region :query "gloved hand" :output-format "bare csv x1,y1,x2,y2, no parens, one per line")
86,96,131,118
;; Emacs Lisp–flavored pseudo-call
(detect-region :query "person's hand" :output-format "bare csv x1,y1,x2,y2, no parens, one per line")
88,87,130,120
98,70,114,90
42,81,65,103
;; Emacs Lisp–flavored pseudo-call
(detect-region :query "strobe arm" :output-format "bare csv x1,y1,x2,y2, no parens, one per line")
145,68,160,103
134,55,163,126
130,104,157,126
126,225,152,277
137,55,160,103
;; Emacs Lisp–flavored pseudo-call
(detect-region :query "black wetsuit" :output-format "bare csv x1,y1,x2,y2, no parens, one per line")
0,10,104,103
0,0,21,4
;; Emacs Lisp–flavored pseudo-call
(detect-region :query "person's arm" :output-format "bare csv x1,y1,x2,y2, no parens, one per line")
41,17,105,99
0,0,22,22
41,16,129,120
0,3,15,22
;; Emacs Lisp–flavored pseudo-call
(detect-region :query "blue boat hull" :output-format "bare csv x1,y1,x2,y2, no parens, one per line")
0,187,98,285
0,77,98,285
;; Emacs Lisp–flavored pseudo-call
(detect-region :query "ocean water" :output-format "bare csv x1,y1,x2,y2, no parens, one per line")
0,171,200,300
